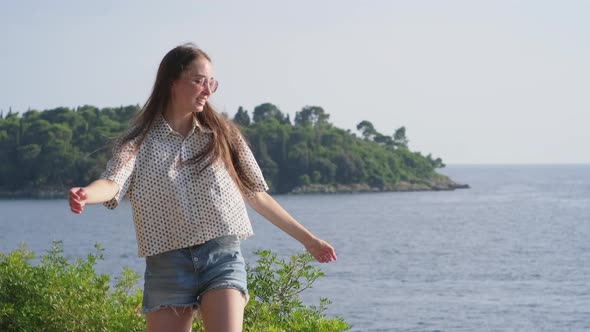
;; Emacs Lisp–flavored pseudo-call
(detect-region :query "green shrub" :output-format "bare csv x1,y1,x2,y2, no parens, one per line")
0,242,349,332
243,250,349,332
0,241,144,332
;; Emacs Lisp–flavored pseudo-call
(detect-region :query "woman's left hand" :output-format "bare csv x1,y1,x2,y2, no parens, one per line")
304,238,337,263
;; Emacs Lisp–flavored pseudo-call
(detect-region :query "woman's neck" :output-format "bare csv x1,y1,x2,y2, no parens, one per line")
163,107,194,137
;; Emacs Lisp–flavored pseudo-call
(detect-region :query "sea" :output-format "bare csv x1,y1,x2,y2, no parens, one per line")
1,165,589,332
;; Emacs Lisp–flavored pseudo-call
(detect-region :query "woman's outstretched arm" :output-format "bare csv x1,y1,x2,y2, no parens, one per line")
68,179,119,214
247,192,337,263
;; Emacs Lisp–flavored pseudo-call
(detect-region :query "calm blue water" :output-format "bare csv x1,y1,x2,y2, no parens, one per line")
1,165,589,331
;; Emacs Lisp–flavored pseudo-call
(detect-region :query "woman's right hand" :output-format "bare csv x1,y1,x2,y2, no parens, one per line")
69,187,88,214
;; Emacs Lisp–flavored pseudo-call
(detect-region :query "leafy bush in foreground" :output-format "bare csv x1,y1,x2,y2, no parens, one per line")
244,250,349,331
0,241,349,332
0,242,143,331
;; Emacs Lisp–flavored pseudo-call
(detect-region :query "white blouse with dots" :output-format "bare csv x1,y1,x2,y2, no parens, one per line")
100,112,269,257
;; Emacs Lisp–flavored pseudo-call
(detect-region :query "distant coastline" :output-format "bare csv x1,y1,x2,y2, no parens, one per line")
290,175,469,194
0,188,70,199
0,176,469,199
1,104,463,199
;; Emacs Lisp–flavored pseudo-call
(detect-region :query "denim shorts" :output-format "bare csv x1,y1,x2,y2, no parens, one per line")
141,235,248,315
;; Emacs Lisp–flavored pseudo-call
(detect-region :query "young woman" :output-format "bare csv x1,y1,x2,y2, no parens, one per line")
68,43,337,332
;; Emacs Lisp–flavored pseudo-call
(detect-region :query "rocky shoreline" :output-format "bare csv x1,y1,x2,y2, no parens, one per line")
290,178,469,194
0,176,469,198
0,188,69,199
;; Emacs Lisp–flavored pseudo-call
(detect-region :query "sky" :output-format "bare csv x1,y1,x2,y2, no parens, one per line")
1,0,588,164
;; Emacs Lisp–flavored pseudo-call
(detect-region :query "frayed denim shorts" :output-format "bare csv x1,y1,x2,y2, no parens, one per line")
141,235,248,315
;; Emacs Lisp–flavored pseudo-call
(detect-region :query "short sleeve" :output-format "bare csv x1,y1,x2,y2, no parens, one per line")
99,138,138,209
235,133,269,199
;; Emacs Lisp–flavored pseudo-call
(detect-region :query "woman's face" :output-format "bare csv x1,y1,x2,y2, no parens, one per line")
170,58,216,113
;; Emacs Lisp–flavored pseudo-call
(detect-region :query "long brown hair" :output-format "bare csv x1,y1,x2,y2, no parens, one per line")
120,43,258,197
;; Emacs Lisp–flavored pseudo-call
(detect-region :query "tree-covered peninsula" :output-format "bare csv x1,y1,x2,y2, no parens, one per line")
0,104,467,197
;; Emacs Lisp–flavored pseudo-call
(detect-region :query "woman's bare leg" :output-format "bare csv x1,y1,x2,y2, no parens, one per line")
200,289,246,332
146,306,194,332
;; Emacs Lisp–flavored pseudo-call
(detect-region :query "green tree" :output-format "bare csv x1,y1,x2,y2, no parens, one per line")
252,103,289,124
294,106,330,127
356,120,377,140
374,133,393,146
234,106,251,126
426,153,446,168
393,126,408,148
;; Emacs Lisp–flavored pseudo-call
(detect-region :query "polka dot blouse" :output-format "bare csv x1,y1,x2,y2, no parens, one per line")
100,112,269,257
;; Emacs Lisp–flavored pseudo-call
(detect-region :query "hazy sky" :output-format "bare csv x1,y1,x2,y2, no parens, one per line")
1,1,588,164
